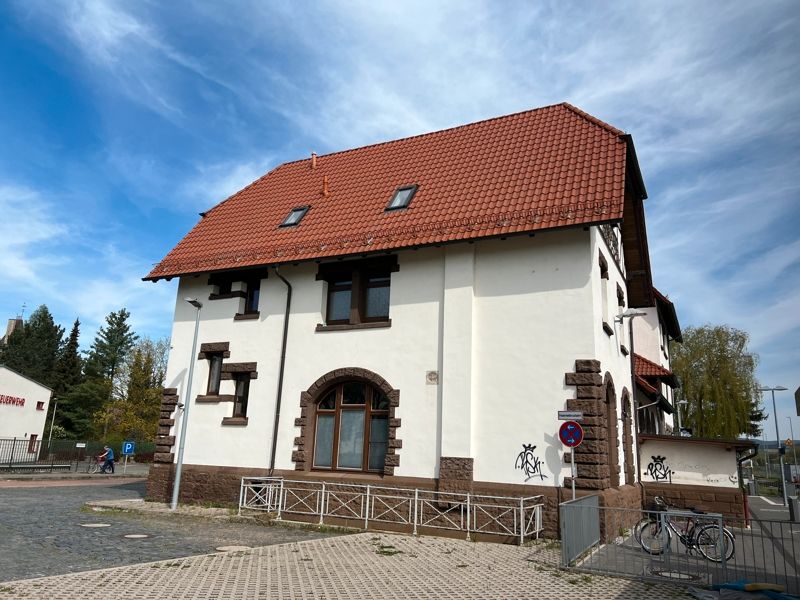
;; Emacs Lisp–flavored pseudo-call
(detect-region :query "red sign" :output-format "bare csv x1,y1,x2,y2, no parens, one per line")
559,420,584,447
0,394,26,407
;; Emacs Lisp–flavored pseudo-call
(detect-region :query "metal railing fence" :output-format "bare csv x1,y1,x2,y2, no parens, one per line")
560,501,798,593
0,438,155,472
240,477,544,544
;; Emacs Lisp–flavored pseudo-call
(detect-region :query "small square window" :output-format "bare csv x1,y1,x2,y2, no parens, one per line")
280,206,309,227
385,185,417,211
36,401,45,411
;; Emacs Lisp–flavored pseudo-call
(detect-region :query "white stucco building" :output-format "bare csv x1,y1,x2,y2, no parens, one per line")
144,103,689,526
0,365,52,447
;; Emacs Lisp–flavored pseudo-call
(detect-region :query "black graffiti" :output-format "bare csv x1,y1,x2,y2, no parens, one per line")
646,455,672,482
515,444,547,481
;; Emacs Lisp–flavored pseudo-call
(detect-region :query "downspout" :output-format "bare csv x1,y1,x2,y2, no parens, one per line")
268,266,292,476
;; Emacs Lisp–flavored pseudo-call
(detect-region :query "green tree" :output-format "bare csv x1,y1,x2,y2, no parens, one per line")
58,379,111,438
0,305,64,387
52,318,83,398
103,337,168,441
85,309,138,383
671,325,764,438
85,309,138,437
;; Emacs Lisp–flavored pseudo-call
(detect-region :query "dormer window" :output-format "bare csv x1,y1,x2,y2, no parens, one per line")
385,185,417,211
280,206,309,227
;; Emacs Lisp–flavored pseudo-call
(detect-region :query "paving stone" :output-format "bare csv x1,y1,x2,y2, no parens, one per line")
0,532,681,599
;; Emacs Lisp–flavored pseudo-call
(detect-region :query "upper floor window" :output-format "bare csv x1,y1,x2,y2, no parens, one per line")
244,278,260,314
317,256,398,327
312,381,389,472
36,401,45,411
385,185,418,211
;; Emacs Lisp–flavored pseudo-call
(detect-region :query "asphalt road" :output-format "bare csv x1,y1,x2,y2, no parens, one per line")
0,479,335,583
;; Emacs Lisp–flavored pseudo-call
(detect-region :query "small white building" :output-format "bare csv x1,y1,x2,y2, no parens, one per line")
144,103,690,531
0,365,52,448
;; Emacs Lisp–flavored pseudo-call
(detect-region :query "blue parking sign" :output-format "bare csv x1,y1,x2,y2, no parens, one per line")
122,441,136,456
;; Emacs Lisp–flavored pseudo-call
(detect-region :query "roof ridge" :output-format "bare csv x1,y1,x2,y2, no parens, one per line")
279,102,574,167
561,103,625,136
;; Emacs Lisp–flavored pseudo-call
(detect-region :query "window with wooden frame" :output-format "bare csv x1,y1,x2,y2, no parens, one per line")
244,277,260,314
317,256,398,327
312,381,390,472
207,354,224,395
232,373,250,418
28,434,38,454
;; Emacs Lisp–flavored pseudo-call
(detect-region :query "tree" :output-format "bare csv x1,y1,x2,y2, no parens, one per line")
671,325,764,438
58,379,111,438
85,309,138,384
84,309,138,437
100,337,168,441
0,305,64,387
53,319,83,398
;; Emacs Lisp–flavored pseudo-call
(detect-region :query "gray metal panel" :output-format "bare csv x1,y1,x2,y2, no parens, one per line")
560,495,601,565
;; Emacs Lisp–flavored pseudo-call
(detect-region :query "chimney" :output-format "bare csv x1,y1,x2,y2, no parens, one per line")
322,175,330,197
311,152,317,170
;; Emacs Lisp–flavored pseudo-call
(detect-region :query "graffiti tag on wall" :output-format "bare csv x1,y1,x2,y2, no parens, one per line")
646,455,672,482
515,444,547,481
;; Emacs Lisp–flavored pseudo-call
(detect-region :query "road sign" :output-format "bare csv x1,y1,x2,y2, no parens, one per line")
122,441,136,456
559,421,584,448
75,442,86,448
558,411,584,421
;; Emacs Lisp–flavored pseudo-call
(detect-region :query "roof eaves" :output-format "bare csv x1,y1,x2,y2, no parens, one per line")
653,287,683,343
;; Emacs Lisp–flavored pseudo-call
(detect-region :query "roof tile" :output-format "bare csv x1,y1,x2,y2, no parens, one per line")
146,102,629,280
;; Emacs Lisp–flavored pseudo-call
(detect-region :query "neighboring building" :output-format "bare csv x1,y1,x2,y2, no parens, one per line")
632,288,682,435
0,365,52,448
144,103,700,530
0,317,23,347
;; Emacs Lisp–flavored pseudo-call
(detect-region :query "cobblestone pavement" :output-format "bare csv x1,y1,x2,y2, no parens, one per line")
0,532,687,599
0,480,335,582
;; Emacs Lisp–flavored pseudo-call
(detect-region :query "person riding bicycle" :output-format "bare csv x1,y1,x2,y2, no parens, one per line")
98,445,115,474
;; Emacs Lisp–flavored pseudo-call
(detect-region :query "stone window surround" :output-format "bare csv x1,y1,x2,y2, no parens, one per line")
293,368,401,476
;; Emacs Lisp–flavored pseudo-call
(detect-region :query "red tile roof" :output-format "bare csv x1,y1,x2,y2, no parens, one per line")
634,353,676,383
146,103,629,280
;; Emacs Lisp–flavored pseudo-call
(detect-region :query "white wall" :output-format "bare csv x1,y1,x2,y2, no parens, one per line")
641,439,740,487
165,228,634,487
590,228,637,485
0,366,52,441
471,231,595,486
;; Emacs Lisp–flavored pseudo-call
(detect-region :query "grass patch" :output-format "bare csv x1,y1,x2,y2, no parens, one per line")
375,544,403,556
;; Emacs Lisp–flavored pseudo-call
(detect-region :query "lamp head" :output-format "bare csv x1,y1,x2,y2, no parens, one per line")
185,298,203,309
758,386,788,392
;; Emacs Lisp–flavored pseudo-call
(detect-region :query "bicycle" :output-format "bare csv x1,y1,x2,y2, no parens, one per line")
87,455,110,474
634,496,735,562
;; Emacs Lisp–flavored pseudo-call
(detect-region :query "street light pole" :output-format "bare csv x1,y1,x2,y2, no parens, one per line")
787,416,797,475
171,298,203,511
759,386,789,506
675,399,688,435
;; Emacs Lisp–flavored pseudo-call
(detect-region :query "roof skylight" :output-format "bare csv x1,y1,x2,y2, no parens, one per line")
385,185,418,211
280,206,309,227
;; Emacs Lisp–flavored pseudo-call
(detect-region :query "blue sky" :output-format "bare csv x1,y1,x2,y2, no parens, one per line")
1,1,798,435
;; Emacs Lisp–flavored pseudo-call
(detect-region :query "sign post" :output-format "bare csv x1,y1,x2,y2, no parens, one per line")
559,420,585,500
121,440,136,475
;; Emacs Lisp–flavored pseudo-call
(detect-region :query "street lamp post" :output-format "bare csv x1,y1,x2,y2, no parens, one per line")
787,416,797,477
759,386,789,506
171,298,203,511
